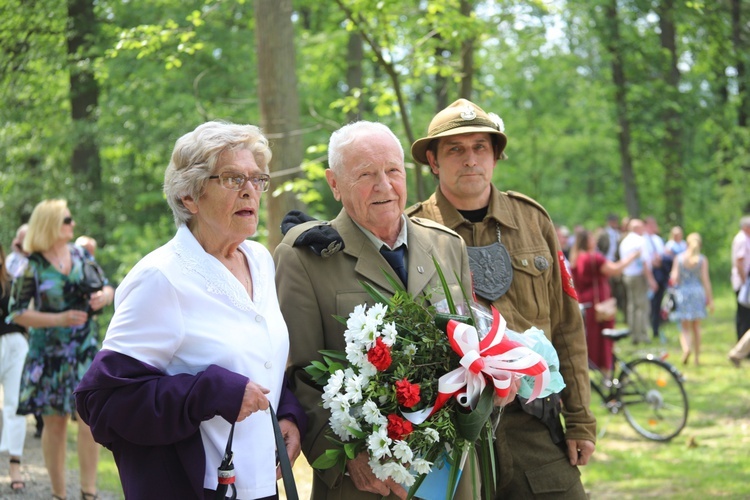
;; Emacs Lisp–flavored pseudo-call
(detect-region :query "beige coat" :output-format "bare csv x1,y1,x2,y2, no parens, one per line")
275,209,474,499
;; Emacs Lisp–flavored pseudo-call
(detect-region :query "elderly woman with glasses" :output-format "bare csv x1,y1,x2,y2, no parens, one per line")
75,121,306,500
7,199,114,500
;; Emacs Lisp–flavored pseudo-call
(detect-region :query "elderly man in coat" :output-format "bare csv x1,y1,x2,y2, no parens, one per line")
275,121,479,499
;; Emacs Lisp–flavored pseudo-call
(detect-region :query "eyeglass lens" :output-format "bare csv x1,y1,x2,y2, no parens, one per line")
213,173,270,192
63,216,74,225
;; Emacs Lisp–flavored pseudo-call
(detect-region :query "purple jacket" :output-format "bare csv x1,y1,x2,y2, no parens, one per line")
75,350,307,499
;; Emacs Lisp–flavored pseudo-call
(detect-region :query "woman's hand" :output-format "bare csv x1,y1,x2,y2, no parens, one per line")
88,286,114,312
275,419,301,480
236,381,270,422
58,310,88,327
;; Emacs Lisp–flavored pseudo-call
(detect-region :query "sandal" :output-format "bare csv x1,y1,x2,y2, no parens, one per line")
52,496,66,500
81,491,99,500
9,458,24,493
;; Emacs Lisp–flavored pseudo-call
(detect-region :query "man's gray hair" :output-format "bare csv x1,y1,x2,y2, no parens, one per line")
328,121,403,174
164,121,272,227
741,216,750,229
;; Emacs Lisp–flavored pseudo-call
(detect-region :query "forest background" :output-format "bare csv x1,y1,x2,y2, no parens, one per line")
1,0,749,288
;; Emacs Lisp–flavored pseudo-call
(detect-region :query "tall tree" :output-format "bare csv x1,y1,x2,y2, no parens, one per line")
656,0,683,226
67,0,103,212
604,0,639,217
255,0,304,250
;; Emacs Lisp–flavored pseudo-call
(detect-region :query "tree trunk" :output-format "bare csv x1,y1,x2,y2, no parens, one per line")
67,0,102,221
459,0,474,100
657,0,683,226
346,33,364,122
732,0,747,128
604,0,639,217
255,0,304,251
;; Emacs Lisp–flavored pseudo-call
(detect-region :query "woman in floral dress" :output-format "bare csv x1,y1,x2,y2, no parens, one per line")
669,232,714,366
7,199,114,500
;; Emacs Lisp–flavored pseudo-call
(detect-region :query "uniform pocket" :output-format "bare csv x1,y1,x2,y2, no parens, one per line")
525,455,582,495
510,252,551,320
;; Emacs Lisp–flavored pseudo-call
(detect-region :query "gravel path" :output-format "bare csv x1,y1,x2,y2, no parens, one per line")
0,413,120,500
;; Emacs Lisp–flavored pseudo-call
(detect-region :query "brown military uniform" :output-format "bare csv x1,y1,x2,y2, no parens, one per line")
407,185,596,499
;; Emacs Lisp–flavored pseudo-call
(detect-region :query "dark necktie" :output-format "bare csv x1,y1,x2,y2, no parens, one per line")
380,245,408,285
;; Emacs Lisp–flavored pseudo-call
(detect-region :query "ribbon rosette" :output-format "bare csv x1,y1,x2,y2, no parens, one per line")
404,307,550,425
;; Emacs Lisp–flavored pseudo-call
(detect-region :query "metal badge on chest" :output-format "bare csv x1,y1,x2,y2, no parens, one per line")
467,224,513,301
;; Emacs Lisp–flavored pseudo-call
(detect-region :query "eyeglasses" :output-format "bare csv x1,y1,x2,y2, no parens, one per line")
208,172,271,192
62,216,74,225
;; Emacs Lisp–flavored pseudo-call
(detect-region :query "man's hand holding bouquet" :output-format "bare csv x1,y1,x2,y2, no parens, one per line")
305,259,565,499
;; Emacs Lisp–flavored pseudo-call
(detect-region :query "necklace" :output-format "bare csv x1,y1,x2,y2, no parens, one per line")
44,248,68,271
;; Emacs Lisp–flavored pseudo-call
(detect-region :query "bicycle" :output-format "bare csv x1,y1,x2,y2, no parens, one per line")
582,303,689,441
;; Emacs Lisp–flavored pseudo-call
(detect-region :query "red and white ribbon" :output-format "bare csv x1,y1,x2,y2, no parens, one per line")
403,307,549,425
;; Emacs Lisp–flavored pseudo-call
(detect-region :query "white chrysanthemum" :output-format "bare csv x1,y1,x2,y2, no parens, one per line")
403,344,417,356
328,393,351,417
362,400,387,426
366,303,388,324
367,426,392,460
344,304,368,343
330,410,361,441
323,369,345,397
392,440,414,463
344,373,365,404
359,359,378,380
423,427,440,444
410,457,433,475
345,342,367,367
381,461,414,486
369,458,389,481
381,321,398,346
357,321,380,349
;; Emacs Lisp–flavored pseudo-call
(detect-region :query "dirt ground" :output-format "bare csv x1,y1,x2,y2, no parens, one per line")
0,409,123,500
0,407,313,500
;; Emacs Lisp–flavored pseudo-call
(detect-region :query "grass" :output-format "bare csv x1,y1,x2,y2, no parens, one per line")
581,286,750,499
77,287,749,499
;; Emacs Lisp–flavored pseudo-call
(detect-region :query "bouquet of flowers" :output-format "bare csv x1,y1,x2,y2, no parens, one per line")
305,263,561,499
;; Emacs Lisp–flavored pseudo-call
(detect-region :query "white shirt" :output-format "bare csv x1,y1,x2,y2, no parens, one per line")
642,233,665,268
5,251,28,279
619,232,646,277
731,230,750,291
102,225,289,499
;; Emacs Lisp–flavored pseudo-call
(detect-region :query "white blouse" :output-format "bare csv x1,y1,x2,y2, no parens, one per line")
102,225,289,499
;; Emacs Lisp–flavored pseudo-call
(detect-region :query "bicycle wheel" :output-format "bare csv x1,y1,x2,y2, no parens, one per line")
616,357,688,441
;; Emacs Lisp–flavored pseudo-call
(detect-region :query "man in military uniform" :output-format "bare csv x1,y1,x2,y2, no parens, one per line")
275,121,478,499
407,99,596,499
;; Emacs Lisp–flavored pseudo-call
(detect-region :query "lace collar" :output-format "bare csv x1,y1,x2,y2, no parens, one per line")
172,225,263,312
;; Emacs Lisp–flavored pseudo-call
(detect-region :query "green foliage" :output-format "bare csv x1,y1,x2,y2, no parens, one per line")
1,0,748,303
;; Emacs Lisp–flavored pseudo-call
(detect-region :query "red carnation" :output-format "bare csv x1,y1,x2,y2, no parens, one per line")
387,414,414,440
395,378,421,408
367,337,392,371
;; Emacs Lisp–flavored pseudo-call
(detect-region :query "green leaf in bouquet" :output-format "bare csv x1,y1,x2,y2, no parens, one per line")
455,385,496,442
479,421,497,500
346,426,367,439
310,360,329,371
434,312,473,333
319,350,349,362
344,442,360,460
360,280,396,307
406,472,428,500
303,365,327,385
311,448,346,470
432,255,457,314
